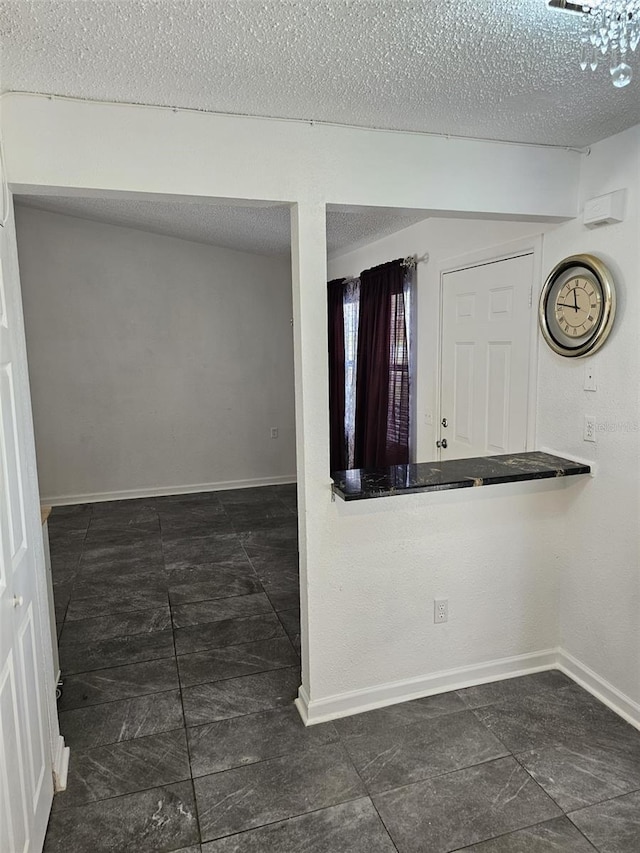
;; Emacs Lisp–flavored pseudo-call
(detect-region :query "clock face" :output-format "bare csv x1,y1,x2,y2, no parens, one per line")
539,255,616,358
554,274,602,340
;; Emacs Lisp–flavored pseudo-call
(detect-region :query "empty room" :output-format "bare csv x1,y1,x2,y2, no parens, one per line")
0,2,639,853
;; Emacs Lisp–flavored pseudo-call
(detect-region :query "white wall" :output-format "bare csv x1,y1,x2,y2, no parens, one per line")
15,205,296,502
3,94,580,218
324,132,640,723
538,126,640,711
316,218,568,719
328,216,551,459
3,94,637,728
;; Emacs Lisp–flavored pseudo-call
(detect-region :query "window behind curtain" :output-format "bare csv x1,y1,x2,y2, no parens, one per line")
354,258,412,469
328,260,413,472
343,279,360,470
386,275,412,458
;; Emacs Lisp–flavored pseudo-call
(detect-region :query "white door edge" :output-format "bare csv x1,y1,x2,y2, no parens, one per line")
0,194,59,850
7,196,65,788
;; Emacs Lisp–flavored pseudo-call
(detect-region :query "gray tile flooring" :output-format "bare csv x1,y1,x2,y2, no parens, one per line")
45,486,640,852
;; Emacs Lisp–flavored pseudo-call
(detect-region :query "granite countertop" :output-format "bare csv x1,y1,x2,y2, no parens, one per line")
331,451,591,501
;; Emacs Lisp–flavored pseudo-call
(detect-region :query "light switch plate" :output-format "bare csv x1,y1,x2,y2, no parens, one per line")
584,365,597,392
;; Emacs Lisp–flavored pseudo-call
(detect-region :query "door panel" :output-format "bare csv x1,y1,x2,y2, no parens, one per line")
17,603,48,812
441,253,533,459
1,362,27,560
453,342,474,447
486,342,511,452
0,653,30,853
0,215,54,851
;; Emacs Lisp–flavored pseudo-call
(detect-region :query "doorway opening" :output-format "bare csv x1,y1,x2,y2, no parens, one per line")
11,191,303,844
327,206,545,468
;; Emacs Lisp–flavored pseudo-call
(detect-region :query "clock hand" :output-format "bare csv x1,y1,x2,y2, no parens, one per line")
557,302,579,309
572,288,579,312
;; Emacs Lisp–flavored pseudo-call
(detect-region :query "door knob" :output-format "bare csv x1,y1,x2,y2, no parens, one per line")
12,595,24,608
436,438,448,449
441,418,448,428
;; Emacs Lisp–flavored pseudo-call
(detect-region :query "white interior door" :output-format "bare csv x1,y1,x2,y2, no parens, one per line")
0,230,53,850
440,253,534,460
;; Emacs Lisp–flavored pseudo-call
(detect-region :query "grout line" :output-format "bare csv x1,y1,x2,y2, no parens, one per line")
368,796,402,853
58,686,182,714
355,755,531,801
49,729,193,812
59,720,186,753
50,774,194,813
178,660,300,693
176,634,294,663
51,778,199,822
58,645,176,678
565,784,640,815
178,666,302,725
171,600,275,631
189,735,344,781
63,598,171,623
197,793,367,847
450,815,601,851
511,750,568,814
49,504,94,625
57,648,299,712
57,609,172,644
464,697,587,825
174,613,286,651
161,516,205,848
335,731,402,853
564,813,617,853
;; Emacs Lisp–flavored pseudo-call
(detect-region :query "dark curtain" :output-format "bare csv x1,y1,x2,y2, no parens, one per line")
354,259,410,469
327,278,347,473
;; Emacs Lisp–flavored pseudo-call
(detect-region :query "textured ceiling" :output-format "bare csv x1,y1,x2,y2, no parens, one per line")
0,1,638,148
15,195,431,257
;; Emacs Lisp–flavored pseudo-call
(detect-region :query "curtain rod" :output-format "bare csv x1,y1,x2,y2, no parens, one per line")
401,253,429,269
342,253,429,281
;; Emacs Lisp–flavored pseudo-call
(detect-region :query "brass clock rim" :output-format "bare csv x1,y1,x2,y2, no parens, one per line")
539,253,616,358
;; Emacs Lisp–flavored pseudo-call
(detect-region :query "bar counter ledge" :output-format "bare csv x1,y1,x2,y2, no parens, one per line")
331,451,591,502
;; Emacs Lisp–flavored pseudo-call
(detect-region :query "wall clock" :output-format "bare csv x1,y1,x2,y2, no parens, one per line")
539,254,616,358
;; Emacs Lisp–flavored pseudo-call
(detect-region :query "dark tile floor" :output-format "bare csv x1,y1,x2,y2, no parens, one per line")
44,486,640,853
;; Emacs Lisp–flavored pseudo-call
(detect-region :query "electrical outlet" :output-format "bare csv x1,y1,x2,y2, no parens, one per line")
434,599,448,624
584,415,596,443
584,364,597,392
270,427,279,439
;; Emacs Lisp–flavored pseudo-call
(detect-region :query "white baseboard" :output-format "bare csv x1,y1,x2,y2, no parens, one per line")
294,684,311,726
296,646,640,729
556,647,640,731
42,475,297,506
52,735,70,792
297,648,558,725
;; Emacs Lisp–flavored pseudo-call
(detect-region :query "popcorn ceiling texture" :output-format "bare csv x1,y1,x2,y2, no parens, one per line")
0,0,638,148
15,196,430,257
15,197,295,257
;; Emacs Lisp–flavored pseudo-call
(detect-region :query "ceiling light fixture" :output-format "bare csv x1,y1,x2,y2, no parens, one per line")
548,0,640,87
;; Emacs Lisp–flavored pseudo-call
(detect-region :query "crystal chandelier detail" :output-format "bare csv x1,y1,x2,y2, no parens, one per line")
549,1,640,87
583,1,640,87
